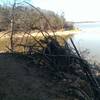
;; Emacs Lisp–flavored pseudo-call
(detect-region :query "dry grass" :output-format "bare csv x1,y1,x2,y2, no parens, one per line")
0,31,73,52
0,31,98,100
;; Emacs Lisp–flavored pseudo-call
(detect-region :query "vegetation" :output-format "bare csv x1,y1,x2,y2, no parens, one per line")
0,3,74,32
0,1,100,100
0,35,100,100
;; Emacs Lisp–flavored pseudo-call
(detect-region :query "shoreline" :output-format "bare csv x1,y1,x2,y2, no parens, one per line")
0,29,80,39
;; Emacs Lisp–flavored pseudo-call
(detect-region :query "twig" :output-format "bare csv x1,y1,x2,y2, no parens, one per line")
70,37,100,98
24,1,56,39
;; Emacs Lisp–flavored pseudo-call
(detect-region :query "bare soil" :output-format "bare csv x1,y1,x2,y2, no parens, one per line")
0,53,66,100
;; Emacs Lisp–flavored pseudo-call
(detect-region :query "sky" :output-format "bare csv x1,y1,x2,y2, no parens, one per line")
31,0,100,22
0,0,100,22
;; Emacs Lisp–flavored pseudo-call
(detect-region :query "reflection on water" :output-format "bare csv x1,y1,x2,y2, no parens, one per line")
73,23,100,63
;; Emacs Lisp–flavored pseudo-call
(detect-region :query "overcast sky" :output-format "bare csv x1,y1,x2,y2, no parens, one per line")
32,0,100,22
1,0,100,21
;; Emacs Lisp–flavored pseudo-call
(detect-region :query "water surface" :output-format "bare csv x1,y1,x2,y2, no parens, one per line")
73,22,100,63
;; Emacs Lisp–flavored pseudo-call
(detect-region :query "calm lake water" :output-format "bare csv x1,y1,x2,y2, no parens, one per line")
73,22,100,63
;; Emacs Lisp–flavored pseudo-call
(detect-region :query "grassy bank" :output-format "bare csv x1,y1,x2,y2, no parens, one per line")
0,31,74,52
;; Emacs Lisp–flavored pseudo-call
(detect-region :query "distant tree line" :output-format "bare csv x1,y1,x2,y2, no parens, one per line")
0,4,74,32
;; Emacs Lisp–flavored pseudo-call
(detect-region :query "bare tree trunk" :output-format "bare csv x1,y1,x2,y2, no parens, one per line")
10,0,16,52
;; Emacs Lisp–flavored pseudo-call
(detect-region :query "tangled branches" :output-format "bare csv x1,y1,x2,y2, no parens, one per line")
0,1,100,100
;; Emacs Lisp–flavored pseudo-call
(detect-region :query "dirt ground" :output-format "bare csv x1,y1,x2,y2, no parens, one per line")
0,53,67,100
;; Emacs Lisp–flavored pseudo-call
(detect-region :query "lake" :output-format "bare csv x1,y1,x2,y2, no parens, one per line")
73,22,100,63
